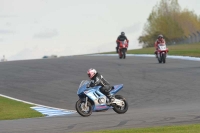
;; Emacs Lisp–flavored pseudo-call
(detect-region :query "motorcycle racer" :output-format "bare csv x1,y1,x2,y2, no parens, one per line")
87,68,114,102
154,34,166,57
116,32,129,53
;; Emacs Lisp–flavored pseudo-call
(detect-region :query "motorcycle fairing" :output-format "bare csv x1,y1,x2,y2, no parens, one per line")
77,82,89,95
157,44,168,53
110,84,123,95
83,86,111,111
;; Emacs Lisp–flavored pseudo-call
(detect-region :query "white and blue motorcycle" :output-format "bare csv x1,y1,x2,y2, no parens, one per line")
75,80,128,117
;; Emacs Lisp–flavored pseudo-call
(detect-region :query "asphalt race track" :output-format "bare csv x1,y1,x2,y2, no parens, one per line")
0,56,200,133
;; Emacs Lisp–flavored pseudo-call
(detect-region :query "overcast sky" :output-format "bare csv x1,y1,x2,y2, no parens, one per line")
0,0,199,60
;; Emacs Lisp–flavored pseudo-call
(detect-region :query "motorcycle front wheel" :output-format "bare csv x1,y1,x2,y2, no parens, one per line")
157,54,162,63
162,54,166,63
118,50,122,59
122,49,126,59
75,99,92,117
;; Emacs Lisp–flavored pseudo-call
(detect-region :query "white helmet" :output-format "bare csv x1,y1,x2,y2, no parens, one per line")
87,68,97,79
158,34,163,38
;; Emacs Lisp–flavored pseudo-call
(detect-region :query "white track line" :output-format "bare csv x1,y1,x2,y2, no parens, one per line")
30,106,76,117
89,54,200,61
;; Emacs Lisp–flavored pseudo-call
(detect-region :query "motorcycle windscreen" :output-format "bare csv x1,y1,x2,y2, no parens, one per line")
77,80,90,95
110,84,123,95
77,84,88,95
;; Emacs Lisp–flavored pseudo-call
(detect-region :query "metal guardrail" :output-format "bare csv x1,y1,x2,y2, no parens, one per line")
168,31,200,45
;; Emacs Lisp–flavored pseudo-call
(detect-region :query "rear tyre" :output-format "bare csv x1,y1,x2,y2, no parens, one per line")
75,99,92,117
112,95,128,114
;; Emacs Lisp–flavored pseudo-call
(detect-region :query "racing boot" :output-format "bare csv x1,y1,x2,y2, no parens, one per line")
107,94,115,103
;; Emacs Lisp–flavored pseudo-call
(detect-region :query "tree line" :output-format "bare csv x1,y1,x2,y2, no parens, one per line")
138,0,200,47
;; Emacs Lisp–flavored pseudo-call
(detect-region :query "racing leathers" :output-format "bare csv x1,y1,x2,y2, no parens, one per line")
87,72,113,100
154,38,166,56
154,38,165,48
116,35,129,53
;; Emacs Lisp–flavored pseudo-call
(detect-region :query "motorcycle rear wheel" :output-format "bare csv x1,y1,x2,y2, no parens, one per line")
75,99,92,117
112,95,128,114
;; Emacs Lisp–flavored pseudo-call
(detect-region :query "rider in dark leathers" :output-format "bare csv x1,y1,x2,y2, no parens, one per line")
116,32,129,53
87,68,113,101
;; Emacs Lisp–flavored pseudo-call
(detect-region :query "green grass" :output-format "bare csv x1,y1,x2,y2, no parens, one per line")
104,43,200,57
83,124,200,133
0,96,44,120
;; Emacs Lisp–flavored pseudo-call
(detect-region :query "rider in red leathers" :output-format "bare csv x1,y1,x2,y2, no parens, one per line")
154,34,166,57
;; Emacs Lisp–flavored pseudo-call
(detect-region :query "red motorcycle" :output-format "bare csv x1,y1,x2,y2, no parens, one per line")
156,43,169,63
118,40,128,59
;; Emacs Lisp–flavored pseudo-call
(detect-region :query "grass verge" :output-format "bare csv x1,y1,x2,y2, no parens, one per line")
104,43,200,57
83,124,200,133
0,96,44,120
